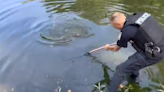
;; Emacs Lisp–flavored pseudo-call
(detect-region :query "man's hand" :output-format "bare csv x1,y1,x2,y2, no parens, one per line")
104,44,121,52
105,44,111,50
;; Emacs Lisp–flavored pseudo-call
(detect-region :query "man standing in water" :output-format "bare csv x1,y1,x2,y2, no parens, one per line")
105,12,164,92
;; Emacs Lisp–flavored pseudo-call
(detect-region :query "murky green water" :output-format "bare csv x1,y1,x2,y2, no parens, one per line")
0,0,164,92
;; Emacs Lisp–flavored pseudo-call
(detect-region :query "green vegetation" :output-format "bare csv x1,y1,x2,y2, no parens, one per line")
94,82,134,92
158,84,164,92
94,82,109,92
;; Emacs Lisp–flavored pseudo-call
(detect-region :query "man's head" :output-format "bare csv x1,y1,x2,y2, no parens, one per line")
110,12,126,30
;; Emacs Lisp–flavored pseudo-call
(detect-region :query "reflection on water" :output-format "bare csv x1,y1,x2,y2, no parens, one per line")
44,0,164,25
0,0,164,92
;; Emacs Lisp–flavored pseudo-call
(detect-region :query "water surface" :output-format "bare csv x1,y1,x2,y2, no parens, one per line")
0,0,164,92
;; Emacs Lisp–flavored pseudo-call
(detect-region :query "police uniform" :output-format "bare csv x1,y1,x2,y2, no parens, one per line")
108,12,164,92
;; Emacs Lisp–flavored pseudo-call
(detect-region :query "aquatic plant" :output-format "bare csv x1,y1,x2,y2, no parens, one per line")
94,82,134,92
122,84,134,92
157,84,164,92
94,82,108,92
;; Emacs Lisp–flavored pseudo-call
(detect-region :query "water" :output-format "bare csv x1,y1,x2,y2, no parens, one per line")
0,0,164,92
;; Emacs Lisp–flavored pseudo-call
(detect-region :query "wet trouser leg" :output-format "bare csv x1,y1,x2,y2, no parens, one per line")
108,52,163,92
131,70,139,78
130,70,139,81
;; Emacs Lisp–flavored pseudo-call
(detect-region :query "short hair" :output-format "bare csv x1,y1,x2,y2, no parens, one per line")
110,12,125,22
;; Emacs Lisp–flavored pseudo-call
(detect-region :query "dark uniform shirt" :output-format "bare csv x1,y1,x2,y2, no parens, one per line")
117,24,139,48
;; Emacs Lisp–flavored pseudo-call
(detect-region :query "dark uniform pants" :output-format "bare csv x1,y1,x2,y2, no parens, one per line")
108,52,164,92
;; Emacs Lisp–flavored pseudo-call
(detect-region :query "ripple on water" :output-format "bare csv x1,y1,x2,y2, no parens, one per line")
0,0,164,92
